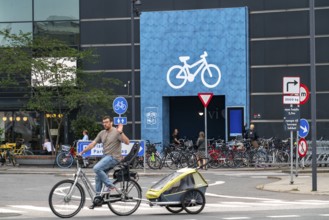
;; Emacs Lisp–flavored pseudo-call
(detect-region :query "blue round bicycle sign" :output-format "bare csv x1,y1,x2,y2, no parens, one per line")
113,97,128,115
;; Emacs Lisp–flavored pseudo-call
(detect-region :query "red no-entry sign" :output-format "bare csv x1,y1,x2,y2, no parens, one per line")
300,84,310,105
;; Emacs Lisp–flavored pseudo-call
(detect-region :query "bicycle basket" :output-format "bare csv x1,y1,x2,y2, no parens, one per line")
146,144,156,154
61,145,70,151
164,145,173,154
184,140,193,148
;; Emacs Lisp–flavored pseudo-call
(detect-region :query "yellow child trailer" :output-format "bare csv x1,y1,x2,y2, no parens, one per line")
146,167,208,214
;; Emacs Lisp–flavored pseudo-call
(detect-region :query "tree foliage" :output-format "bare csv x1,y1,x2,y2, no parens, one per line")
0,30,120,149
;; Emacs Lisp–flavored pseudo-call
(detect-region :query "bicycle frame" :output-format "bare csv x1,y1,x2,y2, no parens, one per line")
182,54,208,82
181,56,207,81
71,167,96,201
68,163,118,202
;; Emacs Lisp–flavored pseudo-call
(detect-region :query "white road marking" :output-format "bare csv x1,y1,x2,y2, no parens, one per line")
268,215,300,218
206,193,278,201
0,208,25,213
2,199,329,215
208,181,225,186
9,205,51,212
223,217,250,220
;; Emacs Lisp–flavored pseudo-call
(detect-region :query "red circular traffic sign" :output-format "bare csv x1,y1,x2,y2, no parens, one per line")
298,138,308,158
300,84,310,105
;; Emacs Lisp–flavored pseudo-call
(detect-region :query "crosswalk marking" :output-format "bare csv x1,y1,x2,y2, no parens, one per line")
9,205,51,212
0,208,25,213
2,199,329,214
223,217,250,220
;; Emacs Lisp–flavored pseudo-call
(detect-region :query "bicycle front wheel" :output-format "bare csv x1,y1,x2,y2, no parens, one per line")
56,152,74,168
108,179,142,216
48,179,85,218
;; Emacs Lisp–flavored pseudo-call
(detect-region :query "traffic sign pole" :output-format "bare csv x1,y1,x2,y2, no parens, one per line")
296,131,299,177
198,92,213,170
204,106,208,169
290,131,294,184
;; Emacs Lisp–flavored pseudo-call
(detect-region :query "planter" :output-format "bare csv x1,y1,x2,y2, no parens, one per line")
15,155,56,165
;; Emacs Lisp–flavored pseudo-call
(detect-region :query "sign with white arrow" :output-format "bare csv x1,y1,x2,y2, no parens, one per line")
283,77,300,95
113,117,127,125
121,140,144,156
298,118,309,138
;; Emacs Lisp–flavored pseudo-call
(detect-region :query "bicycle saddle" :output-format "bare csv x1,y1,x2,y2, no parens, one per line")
179,56,190,62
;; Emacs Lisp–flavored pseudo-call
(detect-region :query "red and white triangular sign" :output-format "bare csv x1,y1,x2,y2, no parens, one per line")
198,93,213,107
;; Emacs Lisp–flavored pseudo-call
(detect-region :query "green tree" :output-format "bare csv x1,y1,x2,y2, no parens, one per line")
0,30,121,152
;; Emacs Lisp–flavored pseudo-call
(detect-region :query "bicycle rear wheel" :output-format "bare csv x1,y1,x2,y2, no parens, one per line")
48,179,85,218
167,151,182,170
208,152,222,168
108,179,142,216
56,152,74,168
7,152,17,166
146,154,161,169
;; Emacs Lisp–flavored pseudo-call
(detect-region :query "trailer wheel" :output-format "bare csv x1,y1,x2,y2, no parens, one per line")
181,189,205,214
165,205,183,213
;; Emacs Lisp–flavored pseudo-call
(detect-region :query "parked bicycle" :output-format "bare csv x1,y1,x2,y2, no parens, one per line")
49,142,142,218
56,141,77,168
0,138,33,166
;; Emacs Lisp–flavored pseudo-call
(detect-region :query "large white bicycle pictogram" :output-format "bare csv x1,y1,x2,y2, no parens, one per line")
166,51,221,89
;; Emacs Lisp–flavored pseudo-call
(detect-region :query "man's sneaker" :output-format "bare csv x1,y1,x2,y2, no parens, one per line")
103,186,115,194
89,203,102,209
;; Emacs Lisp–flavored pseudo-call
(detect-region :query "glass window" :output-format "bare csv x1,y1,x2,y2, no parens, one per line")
34,0,79,21
0,22,32,46
0,0,32,22
0,111,41,149
34,21,79,46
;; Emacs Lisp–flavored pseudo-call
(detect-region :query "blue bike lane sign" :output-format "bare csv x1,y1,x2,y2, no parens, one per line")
113,96,128,115
299,118,309,138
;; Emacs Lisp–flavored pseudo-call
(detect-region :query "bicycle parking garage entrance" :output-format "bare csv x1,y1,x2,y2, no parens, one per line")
168,95,226,143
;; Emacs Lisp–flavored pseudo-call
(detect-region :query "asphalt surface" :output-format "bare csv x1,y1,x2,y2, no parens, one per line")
1,164,329,195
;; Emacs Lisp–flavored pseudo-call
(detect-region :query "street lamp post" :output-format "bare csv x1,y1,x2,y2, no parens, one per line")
309,0,317,192
130,0,141,139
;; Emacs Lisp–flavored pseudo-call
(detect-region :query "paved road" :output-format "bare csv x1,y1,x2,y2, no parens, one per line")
1,170,329,219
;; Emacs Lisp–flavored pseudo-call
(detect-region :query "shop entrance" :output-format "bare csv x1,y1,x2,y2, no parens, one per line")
169,95,225,143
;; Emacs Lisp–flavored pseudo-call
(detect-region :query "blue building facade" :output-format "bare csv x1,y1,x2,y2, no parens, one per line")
140,8,249,143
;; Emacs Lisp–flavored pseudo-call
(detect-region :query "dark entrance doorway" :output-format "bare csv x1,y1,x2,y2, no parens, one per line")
169,95,225,143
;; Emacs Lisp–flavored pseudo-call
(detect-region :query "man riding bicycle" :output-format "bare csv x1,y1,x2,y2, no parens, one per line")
78,115,130,209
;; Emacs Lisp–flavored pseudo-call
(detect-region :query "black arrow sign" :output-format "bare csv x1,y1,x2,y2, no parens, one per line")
286,80,298,92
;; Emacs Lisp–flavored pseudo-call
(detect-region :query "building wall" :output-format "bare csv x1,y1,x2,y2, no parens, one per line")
1,0,329,141
0,0,79,146
81,0,329,140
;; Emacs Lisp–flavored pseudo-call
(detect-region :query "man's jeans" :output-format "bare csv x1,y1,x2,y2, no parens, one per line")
93,155,119,194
